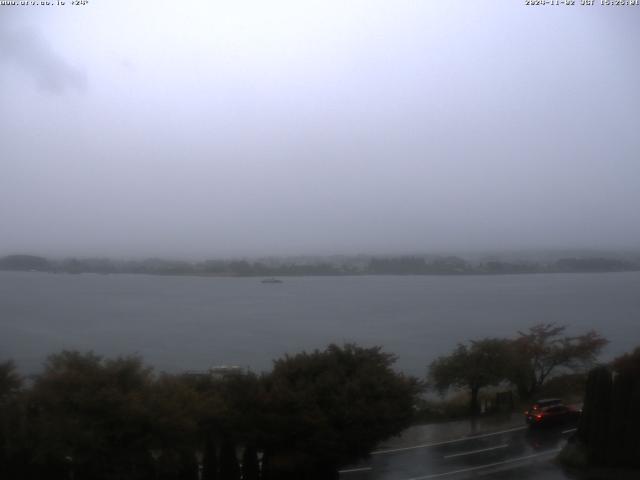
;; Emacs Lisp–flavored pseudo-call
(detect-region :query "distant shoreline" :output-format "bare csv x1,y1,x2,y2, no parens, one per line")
3,270,640,278
1,253,639,278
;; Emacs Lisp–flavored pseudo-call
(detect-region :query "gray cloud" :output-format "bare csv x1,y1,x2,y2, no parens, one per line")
0,21,85,94
0,1,639,258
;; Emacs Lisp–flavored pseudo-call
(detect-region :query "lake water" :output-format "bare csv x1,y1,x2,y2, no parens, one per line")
1,271,638,376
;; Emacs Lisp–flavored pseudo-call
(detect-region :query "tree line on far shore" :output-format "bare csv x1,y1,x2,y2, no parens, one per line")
1,253,638,277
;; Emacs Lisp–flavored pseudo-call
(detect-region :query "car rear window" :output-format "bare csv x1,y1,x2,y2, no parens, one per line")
545,405,567,413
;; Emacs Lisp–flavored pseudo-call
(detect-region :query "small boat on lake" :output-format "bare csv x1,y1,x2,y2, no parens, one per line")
261,278,283,284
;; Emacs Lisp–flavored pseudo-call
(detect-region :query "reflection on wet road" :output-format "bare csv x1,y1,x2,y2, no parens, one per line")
340,422,577,480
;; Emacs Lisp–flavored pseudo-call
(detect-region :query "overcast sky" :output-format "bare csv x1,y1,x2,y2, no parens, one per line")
1,1,639,258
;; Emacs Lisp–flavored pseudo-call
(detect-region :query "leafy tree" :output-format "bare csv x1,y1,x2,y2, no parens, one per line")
144,374,208,480
612,346,640,375
509,323,608,399
574,346,640,468
193,372,265,480
262,344,421,479
27,351,155,480
0,360,22,400
428,338,512,416
0,360,24,478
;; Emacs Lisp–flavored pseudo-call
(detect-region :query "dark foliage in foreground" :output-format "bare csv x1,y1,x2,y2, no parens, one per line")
262,345,420,478
0,344,421,480
562,347,640,470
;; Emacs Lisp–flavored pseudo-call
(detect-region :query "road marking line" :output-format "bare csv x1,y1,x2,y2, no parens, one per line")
562,428,577,434
372,426,527,455
407,448,561,480
338,467,373,474
443,443,509,459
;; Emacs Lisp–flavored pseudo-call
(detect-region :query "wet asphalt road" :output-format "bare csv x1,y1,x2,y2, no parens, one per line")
339,422,578,480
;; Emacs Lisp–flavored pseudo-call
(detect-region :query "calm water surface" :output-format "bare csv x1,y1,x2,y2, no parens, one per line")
1,271,638,376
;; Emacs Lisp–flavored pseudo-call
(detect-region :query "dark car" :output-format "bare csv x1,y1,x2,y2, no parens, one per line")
525,399,580,427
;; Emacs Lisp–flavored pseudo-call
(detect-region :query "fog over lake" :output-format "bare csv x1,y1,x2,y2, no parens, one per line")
2,2,640,258
2,270,638,376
